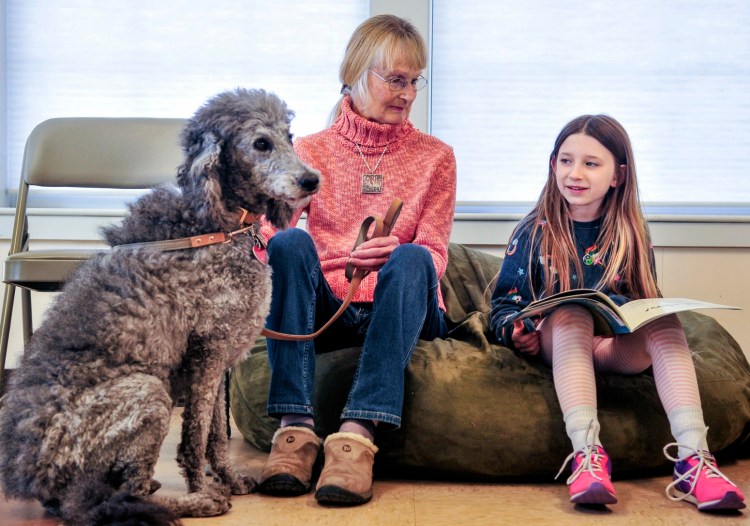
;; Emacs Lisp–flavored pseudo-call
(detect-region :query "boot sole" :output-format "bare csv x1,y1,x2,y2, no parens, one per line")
315,484,372,506
257,474,310,497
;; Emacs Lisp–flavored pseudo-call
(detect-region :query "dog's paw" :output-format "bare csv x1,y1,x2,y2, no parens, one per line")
180,490,231,517
228,472,257,495
209,467,257,495
208,480,232,498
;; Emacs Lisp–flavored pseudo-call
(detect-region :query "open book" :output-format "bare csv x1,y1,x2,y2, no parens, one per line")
501,289,740,336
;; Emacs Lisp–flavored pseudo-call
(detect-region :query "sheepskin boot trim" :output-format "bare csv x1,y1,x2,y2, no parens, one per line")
315,432,379,505
257,426,322,496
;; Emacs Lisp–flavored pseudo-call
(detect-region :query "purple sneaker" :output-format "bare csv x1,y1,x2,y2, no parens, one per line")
557,445,617,505
664,443,746,511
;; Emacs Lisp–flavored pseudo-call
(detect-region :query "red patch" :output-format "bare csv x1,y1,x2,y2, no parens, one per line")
252,244,268,264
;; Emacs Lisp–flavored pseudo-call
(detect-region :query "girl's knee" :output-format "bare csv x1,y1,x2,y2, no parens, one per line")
643,313,683,333
547,303,592,325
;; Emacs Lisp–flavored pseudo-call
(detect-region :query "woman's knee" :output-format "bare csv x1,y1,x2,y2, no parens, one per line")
383,244,432,274
378,244,434,289
269,227,312,251
268,228,316,265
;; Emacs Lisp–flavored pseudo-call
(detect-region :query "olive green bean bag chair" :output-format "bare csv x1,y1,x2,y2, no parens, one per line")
229,243,750,479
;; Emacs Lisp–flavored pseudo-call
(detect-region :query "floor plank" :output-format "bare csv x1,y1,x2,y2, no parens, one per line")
2,410,748,525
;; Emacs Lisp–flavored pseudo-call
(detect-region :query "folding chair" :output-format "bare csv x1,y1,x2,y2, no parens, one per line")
0,117,185,392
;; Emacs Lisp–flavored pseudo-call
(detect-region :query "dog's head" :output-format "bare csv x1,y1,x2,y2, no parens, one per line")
177,88,320,231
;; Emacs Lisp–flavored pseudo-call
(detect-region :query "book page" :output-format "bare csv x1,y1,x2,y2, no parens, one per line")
619,298,740,332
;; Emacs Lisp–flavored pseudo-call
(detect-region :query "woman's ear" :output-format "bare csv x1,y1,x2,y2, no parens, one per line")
550,156,557,174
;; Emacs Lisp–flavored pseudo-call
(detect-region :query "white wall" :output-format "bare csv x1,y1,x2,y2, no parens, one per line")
1,213,749,369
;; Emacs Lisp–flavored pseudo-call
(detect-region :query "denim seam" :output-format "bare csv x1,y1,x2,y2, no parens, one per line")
341,409,401,427
300,263,321,407
402,279,439,368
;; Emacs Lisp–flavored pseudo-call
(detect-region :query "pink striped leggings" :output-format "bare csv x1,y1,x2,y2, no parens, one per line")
538,305,701,416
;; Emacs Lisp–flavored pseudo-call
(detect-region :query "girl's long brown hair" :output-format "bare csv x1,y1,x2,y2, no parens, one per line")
521,114,659,300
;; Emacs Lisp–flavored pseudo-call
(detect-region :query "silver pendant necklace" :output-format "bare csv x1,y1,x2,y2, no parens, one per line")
355,143,388,194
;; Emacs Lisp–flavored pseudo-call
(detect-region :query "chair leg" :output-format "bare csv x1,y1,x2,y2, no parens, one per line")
0,283,17,395
225,370,231,438
20,288,32,344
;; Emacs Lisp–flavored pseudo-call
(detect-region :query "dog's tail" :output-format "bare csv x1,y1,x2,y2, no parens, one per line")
60,479,180,526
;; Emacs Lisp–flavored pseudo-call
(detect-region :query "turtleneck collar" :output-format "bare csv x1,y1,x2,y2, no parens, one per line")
333,96,415,149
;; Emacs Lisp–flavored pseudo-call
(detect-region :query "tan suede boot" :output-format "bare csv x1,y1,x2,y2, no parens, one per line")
314,431,379,505
257,426,321,496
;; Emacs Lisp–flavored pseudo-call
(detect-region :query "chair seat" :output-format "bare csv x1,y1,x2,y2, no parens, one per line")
4,249,105,292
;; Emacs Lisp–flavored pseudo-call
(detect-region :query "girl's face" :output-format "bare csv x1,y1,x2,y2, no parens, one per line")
351,60,422,125
552,133,622,222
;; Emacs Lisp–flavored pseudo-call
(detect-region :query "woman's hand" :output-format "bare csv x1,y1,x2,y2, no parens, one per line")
348,235,400,272
512,320,540,355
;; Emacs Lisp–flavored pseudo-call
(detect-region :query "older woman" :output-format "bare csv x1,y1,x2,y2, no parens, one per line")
257,14,456,505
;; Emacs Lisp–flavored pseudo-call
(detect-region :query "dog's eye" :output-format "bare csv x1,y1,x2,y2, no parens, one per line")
253,138,272,152
288,134,294,145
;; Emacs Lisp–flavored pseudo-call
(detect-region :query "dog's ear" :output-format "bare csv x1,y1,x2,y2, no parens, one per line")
265,198,295,230
177,131,230,228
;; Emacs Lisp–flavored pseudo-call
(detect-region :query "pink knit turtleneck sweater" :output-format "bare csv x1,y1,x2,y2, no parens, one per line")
265,96,456,309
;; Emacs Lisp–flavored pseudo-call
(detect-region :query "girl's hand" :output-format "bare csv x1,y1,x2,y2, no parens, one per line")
512,320,540,355
348,235,400,272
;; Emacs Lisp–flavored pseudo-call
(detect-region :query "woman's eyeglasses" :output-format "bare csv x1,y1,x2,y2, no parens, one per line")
369,69,428,91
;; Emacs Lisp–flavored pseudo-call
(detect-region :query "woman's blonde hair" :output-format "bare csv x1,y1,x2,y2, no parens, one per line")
521,114,660,300
329,14,427,124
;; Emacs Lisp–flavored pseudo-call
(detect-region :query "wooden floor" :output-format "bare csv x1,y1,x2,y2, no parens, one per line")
3,410,748,525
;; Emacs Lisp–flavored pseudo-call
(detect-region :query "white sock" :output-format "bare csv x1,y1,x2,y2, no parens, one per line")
668,405,708,458
564,405,601,452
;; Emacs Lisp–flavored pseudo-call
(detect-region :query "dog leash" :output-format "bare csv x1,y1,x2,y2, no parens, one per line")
112,209,266,253
111,199,402,341
260,198,402,342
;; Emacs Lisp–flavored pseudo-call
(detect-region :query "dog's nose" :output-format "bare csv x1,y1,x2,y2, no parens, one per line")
299,174,320,192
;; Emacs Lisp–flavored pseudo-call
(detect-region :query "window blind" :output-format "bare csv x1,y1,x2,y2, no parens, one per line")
431,0,750,204
4,0,367,202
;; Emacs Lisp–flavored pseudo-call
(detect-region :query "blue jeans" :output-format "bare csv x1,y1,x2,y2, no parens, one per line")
265,228,446,429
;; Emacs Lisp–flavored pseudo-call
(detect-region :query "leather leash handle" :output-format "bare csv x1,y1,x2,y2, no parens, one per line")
261,198,403,342
344,198,402,282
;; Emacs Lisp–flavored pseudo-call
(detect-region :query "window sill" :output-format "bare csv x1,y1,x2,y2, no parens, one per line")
455,202,750,248
2,205,750,248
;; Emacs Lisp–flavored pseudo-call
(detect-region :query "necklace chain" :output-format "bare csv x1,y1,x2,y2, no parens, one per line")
355,143,388,174
575,224,602,266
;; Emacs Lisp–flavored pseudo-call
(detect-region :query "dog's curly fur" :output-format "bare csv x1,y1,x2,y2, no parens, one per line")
0,88,319,525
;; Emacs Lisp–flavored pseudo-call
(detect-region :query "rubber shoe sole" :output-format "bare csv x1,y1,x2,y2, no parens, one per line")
257,473,310,497
315,484,372,506
673,490,747,511
570,482,618,505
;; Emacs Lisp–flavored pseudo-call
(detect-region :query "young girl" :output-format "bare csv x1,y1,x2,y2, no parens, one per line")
489,115,746,511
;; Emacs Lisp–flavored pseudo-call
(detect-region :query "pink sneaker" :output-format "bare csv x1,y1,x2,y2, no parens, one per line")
557,445,617,505
664,444,746,511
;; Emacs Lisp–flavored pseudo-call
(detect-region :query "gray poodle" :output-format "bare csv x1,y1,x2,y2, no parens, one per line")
0,88,319,525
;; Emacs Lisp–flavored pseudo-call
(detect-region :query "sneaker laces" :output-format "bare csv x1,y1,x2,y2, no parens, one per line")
663,429,737,502
556,444,608,485
555,419,606,485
